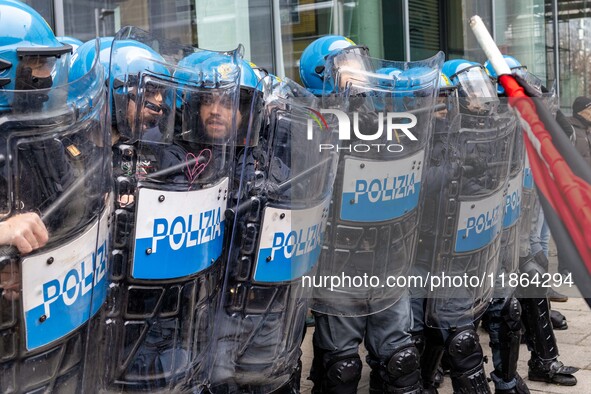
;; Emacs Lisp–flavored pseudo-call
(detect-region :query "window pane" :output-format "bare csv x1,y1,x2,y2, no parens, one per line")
279,0,391,83
409,0,440,61
555,1,591,114
446,0,493,62
494,0,549,83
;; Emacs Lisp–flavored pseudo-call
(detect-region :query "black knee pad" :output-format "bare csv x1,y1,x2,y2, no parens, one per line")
446,327,483,373
325,355,363,386
446,328,491,393
386,344,421,384
369,344,422,394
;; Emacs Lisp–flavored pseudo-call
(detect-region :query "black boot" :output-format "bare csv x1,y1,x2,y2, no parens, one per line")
490,370,530,394
550,310,568,330
528,357,578,386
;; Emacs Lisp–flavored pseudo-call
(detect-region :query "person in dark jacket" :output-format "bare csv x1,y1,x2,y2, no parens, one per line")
569,96,591,167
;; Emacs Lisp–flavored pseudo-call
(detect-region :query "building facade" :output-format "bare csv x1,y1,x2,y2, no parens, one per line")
25,0,591,114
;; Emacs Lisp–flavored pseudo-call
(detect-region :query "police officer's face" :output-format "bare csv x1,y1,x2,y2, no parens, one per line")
200,93,241,140
25,57,52,79
14,57,54,89
127,88,165,131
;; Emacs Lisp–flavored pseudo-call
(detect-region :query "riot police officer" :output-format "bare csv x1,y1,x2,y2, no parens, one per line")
416,59,516,394
409,72,458,393
102,28,242,392
0,1,111,392
300,35,442,394
209,59,337,393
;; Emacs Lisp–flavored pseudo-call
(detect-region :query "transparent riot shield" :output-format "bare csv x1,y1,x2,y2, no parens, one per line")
495,105,524,298
210,77,338,393
310,50,444,316
425,107,516,329
412,86,461,305
103,27,240,392
0,40,111,393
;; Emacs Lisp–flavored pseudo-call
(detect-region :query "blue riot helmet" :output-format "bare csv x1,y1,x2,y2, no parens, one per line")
197,56,261,146
239,58,261,89
246,60,269,81
174,51,259,146
299,35,368,95
395,66,438,95
484,55,526,81
370,66,403,112
485,55,526,95
436,72,459,120
0,0,73,113
173,49,216,113
377,67,402,79
376,67,402,83
392,66,439,113
57,36,84,52
68,37,113,83
66,38,106,116
485,55,549,98
175,50,216,78
502,55,526,76
109,39,172,142
373,66,402,91
66,37,114,141
237,59,264,146
442,59,498,115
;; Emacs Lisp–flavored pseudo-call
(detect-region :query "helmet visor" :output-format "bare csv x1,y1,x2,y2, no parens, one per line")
178,85,241,145
326,46,372,94
452,66,498,99
114,73,175,143
452,67,498,115
11,49,72,113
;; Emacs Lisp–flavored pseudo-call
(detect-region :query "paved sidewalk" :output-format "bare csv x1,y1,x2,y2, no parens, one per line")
299,248,591,393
